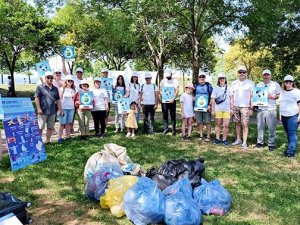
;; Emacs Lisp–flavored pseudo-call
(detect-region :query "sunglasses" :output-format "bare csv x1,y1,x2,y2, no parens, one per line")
55,72,62,75
263,74,270,76
94,80,101,83
198,76,205,78
67,80,73,82
46,76,54,80
284,80,293,83
145,78,151,80
219,77,226,80
238,71,247,74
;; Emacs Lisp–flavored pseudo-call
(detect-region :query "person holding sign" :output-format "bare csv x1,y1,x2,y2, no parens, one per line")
211,73,233,146
58,75,76,143
255,69,281,151
35,71,62,144
139,73,158,134
194,71,213,142
113,75,126,133
101,68,112,125
74,80,92,141
159,70,179,135
231,66,255,150
280,75,300,157
91,77,109,138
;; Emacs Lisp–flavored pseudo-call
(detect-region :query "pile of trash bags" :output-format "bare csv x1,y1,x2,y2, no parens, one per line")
146,158,205,190
84,144,231,225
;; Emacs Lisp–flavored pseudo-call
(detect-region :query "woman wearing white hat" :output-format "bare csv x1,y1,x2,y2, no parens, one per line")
280,75,300,157
211,73,233,146
58,75,76,143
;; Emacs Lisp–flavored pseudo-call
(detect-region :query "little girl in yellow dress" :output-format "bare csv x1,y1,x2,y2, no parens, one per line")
125,101,138,137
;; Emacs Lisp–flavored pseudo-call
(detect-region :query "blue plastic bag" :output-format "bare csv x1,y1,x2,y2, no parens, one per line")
123,177,165,225
193,178,231,215
85,163,123,201
163,178,202,225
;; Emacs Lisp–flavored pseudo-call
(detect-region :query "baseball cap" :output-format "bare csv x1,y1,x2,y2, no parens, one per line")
101,68,109,73
131,72,139,78
238,66,247,72
218,72,226,78
76,67,83,73
145,73,152,79
79,79,89,88
164,70,172,78
53,68,62,73
262,69,271,75
284,75,294,81
198,71,206,77
94,77,101,82
45,71,53,77
65,75,74,81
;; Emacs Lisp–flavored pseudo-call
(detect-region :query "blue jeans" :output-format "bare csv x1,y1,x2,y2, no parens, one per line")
281,114,299,155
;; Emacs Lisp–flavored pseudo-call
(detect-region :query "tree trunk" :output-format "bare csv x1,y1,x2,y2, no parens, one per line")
28,75,31,84
9,69,16,97
191,34,200,84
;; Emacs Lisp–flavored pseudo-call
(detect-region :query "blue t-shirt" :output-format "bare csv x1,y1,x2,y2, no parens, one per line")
194,82,213,98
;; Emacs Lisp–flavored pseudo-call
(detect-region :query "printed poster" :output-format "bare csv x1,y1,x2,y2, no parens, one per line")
62,46,76,62
79,91,93,109
117,98,130,113
253,87,268,106
112,89,125,104
194,94,209,112
161,87,175,103
1,98,47,172
101,78,113,92
35,61,51,77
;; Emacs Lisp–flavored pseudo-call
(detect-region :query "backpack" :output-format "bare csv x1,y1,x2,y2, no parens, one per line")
141,83,156,92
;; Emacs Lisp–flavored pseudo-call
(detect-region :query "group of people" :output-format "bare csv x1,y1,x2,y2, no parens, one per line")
34,65,300,157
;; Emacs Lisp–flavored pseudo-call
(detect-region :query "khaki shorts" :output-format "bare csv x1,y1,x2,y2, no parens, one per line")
38,114,56,130
195,111,211,124
233,107,250,124
215,111,230,119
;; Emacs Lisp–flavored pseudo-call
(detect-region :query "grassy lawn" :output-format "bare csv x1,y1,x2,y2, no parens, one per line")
0,84,300,225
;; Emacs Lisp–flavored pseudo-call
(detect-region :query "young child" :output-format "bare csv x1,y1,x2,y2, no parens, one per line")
125,101,138,137
180,83,195,141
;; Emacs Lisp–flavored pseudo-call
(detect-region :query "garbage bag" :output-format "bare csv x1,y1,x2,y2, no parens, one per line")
100,175,138,218
193,178,231,215
85,163,123,201
123,177,165,225
163,178,202,225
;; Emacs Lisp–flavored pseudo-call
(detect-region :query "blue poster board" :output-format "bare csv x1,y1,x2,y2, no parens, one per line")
62,46,76,61
117,98,130,113
112,89,125,104
35,61,51,77
101,78,113,92
161,87,175,103
194,94,209,112
253,87,268,106
79,91,93,109
1,98,47,172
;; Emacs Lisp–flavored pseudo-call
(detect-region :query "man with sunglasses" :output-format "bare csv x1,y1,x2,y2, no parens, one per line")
255,69,280,151
74,67,84,92
35,71,62,144
231,66,255,150
159,70,179,135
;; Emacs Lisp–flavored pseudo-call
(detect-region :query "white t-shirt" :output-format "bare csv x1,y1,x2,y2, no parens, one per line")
60,87,76,109
140,83,158,105
231,79,255,107
256,81,281,110
211,85,233,112
279,89,300,117
128,83,140,103
74,76,82,92
91,88,108,111
180,93,194,118
160,78,179,88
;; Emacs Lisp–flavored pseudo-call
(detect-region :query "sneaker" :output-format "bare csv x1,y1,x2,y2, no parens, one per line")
241,143,248,150
172,130,176,136
284,152,294,157
214,139,221,144
126,132,131,137
98,134,104,139
186,136,192,142
58,138,63,144
204,137,211,142
223,140,230,146
182,136,186,142
198,137,203,141
255,143,264,148
163,129,169,134
114,128,119,133
232,139,242,146
268,146,275,151
131,133,135,138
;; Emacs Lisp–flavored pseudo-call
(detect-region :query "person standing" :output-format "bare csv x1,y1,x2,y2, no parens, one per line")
159,70,179,135
91,77,109,138
194,71,213,142
231,66,255,150
138,73,158,134
73,67,84,92
211,73,233,146
34,71,62,144
101,68,112,125
113,75,126,132
255,69,281,151
280,75,300,157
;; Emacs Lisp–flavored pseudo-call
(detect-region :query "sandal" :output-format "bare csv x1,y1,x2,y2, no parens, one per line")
204,137,211,142
198,137,203,141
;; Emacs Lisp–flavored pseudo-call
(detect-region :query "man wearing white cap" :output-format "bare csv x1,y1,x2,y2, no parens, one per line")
255,69,281,151
100,68,112,125
138,73,158,134
73,67,84,92
35,71,62,144
159,70,179,135
231,65,255,150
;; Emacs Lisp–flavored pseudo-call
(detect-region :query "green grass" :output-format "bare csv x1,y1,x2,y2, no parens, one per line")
0,121,300,225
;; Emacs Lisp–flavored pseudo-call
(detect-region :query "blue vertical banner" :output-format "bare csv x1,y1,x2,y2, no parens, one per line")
62,46,76,62
161,87,175,103
1,98,47,172
117,98,130,113
35,61,51,77
194,94,209,112
253,87,268,106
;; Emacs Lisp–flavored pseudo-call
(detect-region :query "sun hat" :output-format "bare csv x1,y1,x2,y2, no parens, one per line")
131,72,139,78
65,75,74,81
238,66,247,72
79,79,89,88
94,77,101,82
101,68,109,73
185,83,195,89
262,69,271,75
217,72,226,78
284,75,294,81
76,67,84,73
